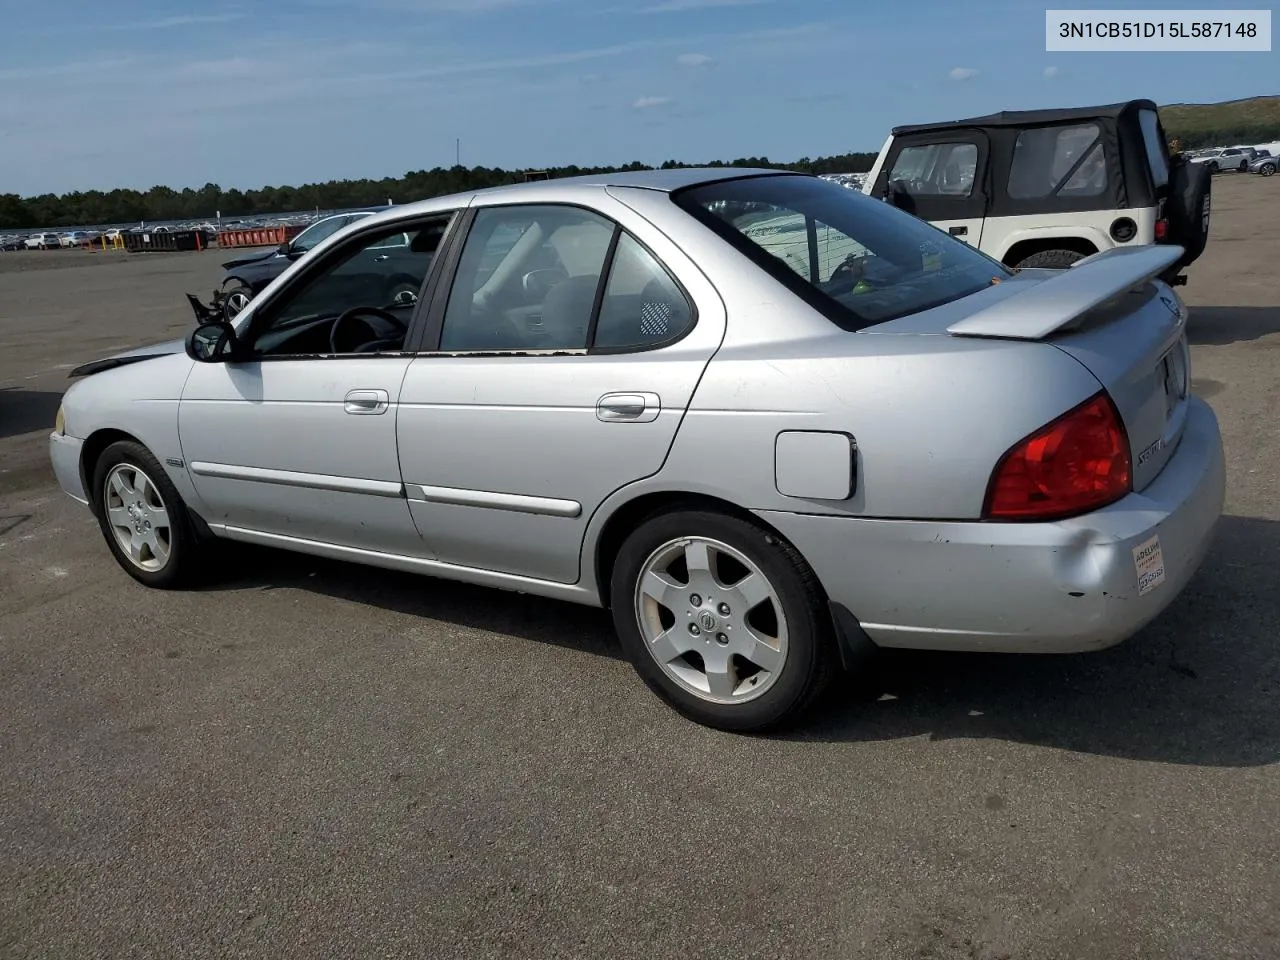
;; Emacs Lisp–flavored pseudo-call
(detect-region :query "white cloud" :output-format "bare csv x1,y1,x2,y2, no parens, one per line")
949,66,979,81
108,13,246,30
1044,65,1059,78
640,0,771,12
677,53,712,67
633,96,672,109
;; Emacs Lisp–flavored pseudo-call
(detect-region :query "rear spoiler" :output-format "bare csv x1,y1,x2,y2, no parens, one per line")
946,244,1185,340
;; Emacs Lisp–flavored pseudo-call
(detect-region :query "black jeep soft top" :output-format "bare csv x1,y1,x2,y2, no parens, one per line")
873,99,1212,277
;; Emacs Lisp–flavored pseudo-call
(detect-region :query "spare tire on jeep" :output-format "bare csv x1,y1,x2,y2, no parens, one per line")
1164,155,1212,272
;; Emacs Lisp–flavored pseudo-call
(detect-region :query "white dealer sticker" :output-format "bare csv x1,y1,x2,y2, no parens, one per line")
1133,534,1167,596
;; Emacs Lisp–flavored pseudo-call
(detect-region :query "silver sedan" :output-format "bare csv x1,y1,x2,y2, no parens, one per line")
49,169,1225,732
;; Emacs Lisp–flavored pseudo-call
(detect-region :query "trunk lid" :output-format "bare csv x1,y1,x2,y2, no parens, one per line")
888,244,1190,493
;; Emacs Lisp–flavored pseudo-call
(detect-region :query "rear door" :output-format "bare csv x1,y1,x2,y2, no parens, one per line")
873,131,990,246
395,195,726,584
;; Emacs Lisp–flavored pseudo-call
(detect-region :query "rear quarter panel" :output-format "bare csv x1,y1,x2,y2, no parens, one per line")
605,185,1107,521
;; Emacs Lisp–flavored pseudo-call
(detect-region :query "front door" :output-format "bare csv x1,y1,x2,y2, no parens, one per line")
875,131,990,247
179,213,457,555
395,199,726,583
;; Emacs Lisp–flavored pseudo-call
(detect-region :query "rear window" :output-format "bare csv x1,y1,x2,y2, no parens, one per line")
1138,108,1170,189
673,174,1008,330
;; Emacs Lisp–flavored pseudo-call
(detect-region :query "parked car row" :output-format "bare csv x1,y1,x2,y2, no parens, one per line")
1188,145,1279,176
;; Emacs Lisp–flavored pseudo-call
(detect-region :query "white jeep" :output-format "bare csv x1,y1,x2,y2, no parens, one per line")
861,99,1211,283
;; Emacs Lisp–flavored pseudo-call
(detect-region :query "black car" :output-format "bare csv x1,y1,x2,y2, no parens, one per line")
220,211,378,318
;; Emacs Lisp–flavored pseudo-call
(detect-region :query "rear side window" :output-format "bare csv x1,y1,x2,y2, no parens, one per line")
675,174,1008,329
1138,108,1170,189
437,204,695,352
593,233,693,349
1007,123,1105,199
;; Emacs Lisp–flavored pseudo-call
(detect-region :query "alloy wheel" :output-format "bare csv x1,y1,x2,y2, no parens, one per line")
224,288,252,319
634,536,789,704
103,463,172,572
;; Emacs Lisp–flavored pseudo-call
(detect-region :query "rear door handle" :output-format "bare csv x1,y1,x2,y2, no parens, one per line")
948,225,968,236
596,392,660,423
345,388,389,415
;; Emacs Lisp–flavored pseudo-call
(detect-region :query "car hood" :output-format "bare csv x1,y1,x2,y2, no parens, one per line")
68,337,187,378
222,248,279,269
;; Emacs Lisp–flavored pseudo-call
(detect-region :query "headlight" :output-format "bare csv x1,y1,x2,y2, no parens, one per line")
54,405,65,435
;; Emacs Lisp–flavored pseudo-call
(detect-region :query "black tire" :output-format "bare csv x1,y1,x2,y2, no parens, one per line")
221,279,255,320
609,509,839,733
1260,163,1276,178
91,440,206,589
1012,248,1088,270
1207,161,1219,174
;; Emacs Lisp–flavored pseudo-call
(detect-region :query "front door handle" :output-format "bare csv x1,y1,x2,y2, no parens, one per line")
948,225,968,236
345,388,389,415
597,392,660,423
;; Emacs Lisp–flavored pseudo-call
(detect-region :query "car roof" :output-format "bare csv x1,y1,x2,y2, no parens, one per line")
362,167,796,224
890,98,1159,136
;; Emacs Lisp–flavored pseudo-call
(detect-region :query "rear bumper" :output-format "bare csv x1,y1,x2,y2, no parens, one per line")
759,396,1226,653
49,432,88,506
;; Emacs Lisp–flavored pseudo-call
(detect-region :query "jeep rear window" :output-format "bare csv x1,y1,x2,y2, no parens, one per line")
1138,108,1170,189
1008,123,1106,199
674,174,1009,330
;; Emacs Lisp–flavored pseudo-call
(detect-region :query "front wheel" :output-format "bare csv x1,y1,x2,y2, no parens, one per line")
610,509,838,732
221,280,255,321
1260,163,1276,177
92,440,207,588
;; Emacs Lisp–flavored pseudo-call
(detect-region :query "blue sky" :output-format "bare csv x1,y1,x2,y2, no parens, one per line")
0,0,1273,195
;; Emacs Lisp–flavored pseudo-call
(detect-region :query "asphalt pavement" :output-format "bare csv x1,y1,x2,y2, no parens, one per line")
1,175,1278,959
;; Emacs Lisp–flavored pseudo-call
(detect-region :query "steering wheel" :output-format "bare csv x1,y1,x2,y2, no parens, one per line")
329,306,408,354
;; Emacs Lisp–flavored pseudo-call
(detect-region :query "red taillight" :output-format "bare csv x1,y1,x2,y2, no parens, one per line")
1154,218,1169,241
983,392,1132,521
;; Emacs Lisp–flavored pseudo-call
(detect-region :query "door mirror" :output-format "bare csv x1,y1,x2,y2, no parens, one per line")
186,320,240,363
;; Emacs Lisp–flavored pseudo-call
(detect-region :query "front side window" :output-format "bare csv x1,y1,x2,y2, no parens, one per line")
675,174,1007,329
889,142,978,197
249,216,452,356
1007,123,1105,199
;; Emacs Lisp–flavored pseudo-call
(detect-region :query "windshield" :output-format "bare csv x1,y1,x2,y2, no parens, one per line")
674,174,1008,329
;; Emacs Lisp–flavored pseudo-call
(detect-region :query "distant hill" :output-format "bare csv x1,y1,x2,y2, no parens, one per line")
1161,95,1280,148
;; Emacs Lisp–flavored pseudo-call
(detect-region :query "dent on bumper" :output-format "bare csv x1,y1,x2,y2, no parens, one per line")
759,397,1226,654
49,432,88,505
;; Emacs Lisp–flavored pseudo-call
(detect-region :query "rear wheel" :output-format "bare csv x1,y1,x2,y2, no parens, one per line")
1260,163,1276,177
92,440,206,588
610,509,838,733
1012,248,1087,270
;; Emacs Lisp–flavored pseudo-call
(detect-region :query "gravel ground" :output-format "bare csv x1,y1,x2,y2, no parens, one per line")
1,175,1278,959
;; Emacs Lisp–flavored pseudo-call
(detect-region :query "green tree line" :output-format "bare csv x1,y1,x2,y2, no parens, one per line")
1169,123,1280,149
0,152,878,230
